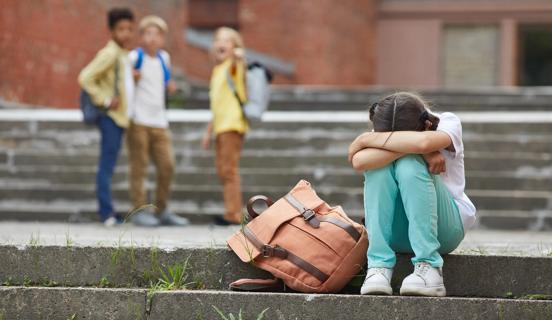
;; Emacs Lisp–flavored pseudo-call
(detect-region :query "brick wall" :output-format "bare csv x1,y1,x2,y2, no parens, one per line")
0,0,200,108
239,0,377,85
0,0,378,108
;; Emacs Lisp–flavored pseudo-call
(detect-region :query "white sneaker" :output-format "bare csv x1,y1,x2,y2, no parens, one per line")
103,216,119,227
360,267,393,295
400,262,446,297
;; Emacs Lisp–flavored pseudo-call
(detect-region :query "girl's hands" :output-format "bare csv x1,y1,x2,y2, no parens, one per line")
423,151,446,174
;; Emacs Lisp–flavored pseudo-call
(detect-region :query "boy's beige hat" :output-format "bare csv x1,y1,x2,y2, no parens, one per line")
139,15,168,33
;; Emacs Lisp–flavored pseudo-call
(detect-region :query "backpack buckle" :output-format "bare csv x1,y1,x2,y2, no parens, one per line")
261,245,288,258
302,209,316,221
261,245,274,257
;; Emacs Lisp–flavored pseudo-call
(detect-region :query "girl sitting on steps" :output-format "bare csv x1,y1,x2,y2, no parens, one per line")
348,92,476,297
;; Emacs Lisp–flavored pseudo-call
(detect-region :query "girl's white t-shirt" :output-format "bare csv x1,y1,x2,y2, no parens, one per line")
436,112,477,231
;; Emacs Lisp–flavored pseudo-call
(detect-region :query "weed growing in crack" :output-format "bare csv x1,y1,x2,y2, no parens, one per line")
98,276,111,288
65,229,74,248
28,231,40,247
23,276,31,287
212,306,269,320
2,277,13,286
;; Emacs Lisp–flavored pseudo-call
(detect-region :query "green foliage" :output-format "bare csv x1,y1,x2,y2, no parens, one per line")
28,232,40,247
42,278,58,287
2,277,13,286
65,229,74,247
155,257,194,291
212,306,269,320
66,314,78,320
146,256,198,312
23,276,31,287
98,276,110,288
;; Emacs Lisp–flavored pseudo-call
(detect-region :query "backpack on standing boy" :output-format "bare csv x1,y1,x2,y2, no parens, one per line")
227,61,273,126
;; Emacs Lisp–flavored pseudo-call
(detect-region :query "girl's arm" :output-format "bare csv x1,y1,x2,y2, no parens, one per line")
351,148,404,172
350,131,452,155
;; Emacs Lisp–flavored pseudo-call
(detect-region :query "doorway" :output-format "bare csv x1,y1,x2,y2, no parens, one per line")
518,25,552,86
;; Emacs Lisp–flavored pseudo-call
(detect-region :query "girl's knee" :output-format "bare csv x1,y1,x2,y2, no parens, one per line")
394,155,430,181
363,164,393,181
395,154,425,168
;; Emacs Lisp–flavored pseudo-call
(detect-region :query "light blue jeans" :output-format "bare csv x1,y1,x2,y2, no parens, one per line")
363,155,464,268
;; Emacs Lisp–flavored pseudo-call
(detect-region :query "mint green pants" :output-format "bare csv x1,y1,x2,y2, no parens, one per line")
363,155,464,268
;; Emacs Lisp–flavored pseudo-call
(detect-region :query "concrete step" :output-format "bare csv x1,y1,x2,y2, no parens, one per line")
4,149,551,172
3,130,552,155
1,286,551,320
2,245,552,298
1,166,552,191
0,199,549,230
186,86,552,112
2,286,552,320
0,184,550,213
1,113,552,134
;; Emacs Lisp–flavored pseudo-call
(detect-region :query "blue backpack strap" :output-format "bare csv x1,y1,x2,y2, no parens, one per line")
134,48,144,70
157,50,171,87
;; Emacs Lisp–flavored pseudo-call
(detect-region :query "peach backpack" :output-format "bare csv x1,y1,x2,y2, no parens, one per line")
227,180,368,293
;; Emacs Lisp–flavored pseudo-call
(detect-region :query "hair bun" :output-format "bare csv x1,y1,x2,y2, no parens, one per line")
369,102,378,119
419,110,429,122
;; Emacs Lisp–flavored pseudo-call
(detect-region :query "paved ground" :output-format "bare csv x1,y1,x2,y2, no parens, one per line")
0,221,551,256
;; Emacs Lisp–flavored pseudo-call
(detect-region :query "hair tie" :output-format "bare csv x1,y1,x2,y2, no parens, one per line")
370,102,378,112
420,110,429,122
391,97,398,131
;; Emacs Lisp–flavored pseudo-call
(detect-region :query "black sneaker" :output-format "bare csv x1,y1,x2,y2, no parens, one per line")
213,216,240,226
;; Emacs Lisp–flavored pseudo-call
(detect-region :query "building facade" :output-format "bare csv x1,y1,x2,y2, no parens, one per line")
1,0,552,108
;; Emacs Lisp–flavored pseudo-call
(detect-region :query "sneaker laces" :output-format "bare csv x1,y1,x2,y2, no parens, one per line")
414,263,431,276
365,268,389,282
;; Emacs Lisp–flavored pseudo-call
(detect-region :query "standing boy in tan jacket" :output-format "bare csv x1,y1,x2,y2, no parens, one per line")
78,8,134,226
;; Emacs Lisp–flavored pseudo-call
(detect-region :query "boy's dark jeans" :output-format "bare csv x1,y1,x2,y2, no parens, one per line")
96,115,124,221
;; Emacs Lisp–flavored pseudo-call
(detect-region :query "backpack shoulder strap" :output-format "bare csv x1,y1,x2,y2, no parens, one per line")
226,68,244,107
134,48,144,70
157,50,171,87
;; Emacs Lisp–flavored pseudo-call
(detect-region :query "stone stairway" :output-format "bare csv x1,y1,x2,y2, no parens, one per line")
1,107,552,229
1,244,552,319
184,85,552,111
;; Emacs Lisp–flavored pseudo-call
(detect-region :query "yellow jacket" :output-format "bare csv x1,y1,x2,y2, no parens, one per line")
78,40,129,128
209,59,248,135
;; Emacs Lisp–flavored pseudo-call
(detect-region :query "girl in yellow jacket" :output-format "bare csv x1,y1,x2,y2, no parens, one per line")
202,27,248,225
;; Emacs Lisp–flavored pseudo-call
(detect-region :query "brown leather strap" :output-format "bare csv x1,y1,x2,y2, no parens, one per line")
317,216,361,241
242,227,329,283
229,278,284,292
284,194,320,228
285,249,329,282
246,195,274,219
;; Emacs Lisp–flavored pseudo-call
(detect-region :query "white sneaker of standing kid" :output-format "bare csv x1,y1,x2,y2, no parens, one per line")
360,267,393,295
400,262,446,297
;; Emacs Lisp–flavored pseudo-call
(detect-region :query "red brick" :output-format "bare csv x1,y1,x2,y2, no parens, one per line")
0,0,378,108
